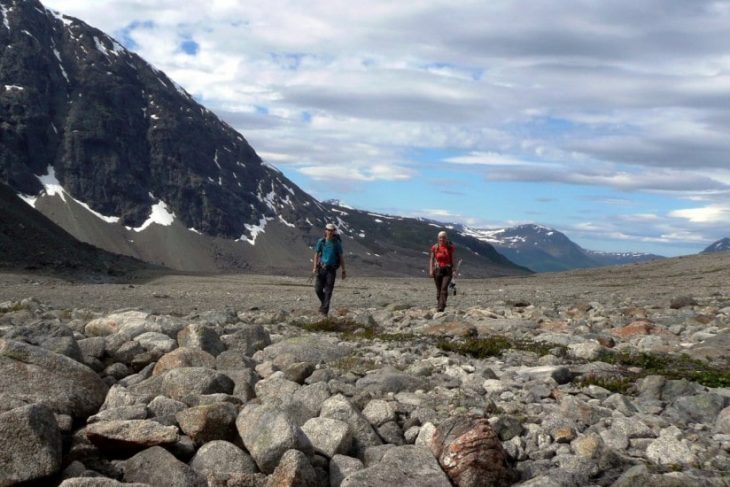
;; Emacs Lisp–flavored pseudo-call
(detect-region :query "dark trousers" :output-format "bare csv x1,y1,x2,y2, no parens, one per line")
315,266,337,315
434,266,453,312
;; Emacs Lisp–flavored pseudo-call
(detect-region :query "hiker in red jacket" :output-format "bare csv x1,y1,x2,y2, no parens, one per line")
429,230,455,312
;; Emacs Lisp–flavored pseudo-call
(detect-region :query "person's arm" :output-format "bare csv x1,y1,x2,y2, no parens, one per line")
428,247,434,277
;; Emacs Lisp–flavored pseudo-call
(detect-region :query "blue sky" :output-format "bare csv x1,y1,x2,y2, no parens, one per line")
43,0,730,256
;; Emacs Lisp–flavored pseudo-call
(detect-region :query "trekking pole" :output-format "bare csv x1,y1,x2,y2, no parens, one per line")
449,259,463,296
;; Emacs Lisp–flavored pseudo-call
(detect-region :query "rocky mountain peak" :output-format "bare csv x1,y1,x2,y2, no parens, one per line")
0,0,323,241
702,237,730,253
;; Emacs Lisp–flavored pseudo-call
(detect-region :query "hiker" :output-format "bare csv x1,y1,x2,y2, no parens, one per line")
429,230,455,312
313,223,346,316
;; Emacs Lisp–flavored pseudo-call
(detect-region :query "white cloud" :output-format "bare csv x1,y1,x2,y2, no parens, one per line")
670,205,730,223
299,163,413,182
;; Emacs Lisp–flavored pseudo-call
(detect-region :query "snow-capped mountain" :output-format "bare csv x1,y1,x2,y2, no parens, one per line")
701,238,730,254
0,0,528,277
465,224,664,272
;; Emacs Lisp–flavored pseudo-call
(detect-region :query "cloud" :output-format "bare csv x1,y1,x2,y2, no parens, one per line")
444,152,541,166
669,204,730,223
486,166,730,193
298,163,413,182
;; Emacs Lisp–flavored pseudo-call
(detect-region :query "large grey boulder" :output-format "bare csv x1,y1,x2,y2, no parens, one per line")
3,320,83,362
152,348,216,376
160,367,234,400
235,403,312,474
86,420,178,453
177,324,226,357
60,479,151,486
329,455,364,487
320,394,382,455
0,403,62,485
0,339,108,417
175,402,238,445
256,335,353,367
221,324,271,355
302,417,353,458
189,440,258,478
355,366,427,395
122,446,205,486
84,310,149,338
267,449,318,487
341,445,450,487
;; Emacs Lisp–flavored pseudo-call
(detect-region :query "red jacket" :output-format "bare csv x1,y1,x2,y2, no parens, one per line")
431,243,455,267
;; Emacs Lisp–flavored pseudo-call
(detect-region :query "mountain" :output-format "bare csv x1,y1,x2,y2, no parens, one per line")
0,181,150,278
701,238,730,254
464,224,664,272
0,0,528,278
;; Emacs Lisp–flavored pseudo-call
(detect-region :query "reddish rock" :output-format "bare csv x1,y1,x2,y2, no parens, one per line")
610,320,673,339
429,416,518,487
539,320,570,332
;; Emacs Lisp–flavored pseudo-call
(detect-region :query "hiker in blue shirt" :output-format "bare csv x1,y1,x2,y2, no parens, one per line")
313,223,346,316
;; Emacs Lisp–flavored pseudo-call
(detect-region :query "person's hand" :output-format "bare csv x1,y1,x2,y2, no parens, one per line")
341,269,347,280
429,270,434,277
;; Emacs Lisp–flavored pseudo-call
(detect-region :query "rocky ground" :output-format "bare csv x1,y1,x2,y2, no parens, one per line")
1,252,729,486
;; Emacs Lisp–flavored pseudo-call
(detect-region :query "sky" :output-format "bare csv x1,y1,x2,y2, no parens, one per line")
42,0,730,256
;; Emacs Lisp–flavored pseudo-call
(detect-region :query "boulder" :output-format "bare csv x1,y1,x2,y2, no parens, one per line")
236,403,312,474
341,445,450,487
429,415,518,487
122,446,205,486
0,404,62,485
0,339,108,417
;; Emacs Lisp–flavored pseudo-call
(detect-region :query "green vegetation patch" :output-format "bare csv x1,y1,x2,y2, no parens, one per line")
299,317,415,343
331,355,379,375
600,350,730,389
575,374,635,395
436,336,566,359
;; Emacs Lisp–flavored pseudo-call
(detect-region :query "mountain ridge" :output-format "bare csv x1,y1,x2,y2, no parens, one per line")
464,223,665,272
0,0,528,278
701,237,730,254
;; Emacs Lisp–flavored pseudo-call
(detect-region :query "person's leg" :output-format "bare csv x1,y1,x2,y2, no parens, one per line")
315,268,326,312
321,267,337,315
434,270,443,310
438,271,452,311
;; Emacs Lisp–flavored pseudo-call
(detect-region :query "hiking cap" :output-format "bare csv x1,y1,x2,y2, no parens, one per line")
438,231,447,238
325,223,336,231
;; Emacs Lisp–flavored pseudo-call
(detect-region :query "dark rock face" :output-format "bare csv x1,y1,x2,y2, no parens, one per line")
429,415,519,487
0,0,320,238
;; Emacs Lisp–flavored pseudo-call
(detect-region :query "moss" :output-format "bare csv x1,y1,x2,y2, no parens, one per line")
576,374,635,395
599,350,730,389
299,317,415,343
436,336,566,359
0,302,30,315
332,355,379,374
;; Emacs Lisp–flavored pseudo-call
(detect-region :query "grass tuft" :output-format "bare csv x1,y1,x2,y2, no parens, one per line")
436,336,566,359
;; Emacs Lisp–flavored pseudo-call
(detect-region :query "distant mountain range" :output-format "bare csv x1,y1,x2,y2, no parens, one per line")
701,238,730,254
0,0,528,278
463,224,665,272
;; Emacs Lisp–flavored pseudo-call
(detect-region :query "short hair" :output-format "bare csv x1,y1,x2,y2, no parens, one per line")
438,231,447,238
